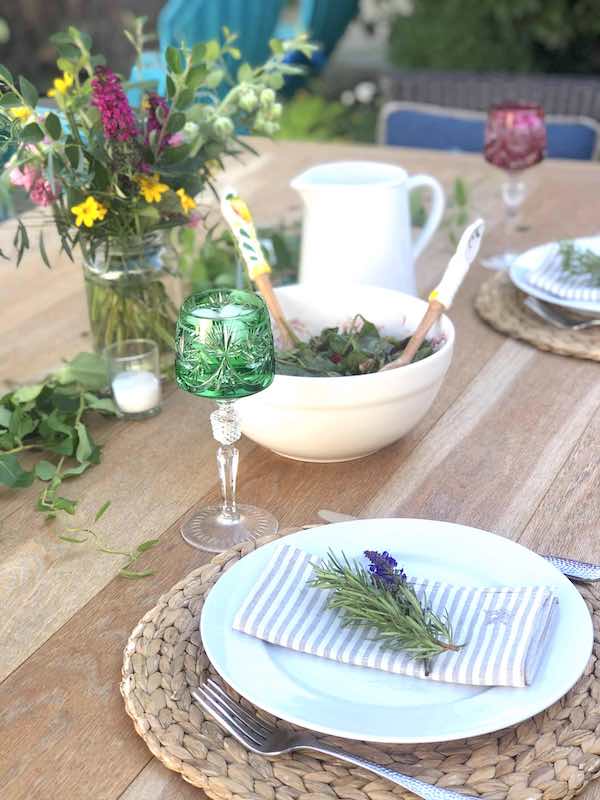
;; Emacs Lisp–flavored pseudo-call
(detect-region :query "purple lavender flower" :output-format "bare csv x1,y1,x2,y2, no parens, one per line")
364,550,407,589
91,66,139,142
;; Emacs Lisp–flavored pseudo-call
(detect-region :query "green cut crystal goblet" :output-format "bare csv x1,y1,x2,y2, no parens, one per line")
175,288,277,552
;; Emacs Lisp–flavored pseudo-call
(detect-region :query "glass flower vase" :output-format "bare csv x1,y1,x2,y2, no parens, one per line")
82,235,180,377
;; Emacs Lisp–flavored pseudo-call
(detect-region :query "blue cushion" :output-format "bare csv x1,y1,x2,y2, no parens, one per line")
383,107,598,160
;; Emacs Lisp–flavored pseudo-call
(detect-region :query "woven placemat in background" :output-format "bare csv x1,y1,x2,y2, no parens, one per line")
121,531,600,800
474,272,600,361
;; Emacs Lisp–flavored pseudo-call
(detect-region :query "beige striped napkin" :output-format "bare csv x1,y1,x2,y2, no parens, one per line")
527,245,600,303
233,544,558,687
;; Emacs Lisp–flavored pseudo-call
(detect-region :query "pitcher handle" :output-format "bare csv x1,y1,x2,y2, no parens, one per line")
406,174,446,262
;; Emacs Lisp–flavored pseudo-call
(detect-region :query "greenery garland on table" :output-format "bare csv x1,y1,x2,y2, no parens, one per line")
0,351,158,577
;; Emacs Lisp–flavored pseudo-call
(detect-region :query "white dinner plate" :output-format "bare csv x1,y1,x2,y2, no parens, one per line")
200,519,592,743
509,236,600,315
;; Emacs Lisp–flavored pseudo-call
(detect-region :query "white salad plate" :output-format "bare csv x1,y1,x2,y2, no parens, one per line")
509,236,600,315
200,518,592,744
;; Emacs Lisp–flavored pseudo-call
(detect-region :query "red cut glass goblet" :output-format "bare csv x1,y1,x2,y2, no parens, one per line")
482,102,546,270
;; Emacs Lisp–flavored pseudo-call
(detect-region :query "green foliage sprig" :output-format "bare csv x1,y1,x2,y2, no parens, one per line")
0,351,160,577
60,499,159,579
558,240,600,286
310,550,461,667
276,315,435,377
0,351,116,513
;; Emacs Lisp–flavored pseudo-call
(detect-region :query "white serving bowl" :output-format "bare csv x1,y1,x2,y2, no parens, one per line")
237,284,454,462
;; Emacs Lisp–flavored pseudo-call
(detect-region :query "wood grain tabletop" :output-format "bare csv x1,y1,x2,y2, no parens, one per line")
1,139,599,800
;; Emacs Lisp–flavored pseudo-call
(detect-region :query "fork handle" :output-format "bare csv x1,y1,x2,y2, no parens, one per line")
304,743,470,800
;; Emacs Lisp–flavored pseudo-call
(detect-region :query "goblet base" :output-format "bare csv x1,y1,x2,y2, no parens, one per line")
481,251,518,271
181,505,278,553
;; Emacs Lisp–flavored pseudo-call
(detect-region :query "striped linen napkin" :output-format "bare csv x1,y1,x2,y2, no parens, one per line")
233,544,558,688
526,245,600,303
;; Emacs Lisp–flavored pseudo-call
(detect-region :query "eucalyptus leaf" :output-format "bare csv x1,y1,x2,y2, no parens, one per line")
94,499,111,522
137,538,159,552
44,112,62,141
11,383,44,403
55,352,108,391
19,76,39,108
53,496,78,514
0,454,34,488
62,461,91,478
0,91,21,107
83,393,118,414
35,460,57,481
0,65,14,85
0,407,11,429
165,46,183,74
21,122,44,144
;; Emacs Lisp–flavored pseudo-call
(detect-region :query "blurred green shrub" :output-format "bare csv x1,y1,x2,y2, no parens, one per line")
387,0,600,74
276,83,378,143
173,221,301,293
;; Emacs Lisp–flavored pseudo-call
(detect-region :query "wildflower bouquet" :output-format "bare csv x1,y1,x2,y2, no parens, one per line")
0,20,314,368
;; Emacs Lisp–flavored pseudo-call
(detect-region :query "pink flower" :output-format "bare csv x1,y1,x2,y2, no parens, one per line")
91,67,139,142
29,177,60,207
10,164,38,192
169,132,184,147
186,211,203,229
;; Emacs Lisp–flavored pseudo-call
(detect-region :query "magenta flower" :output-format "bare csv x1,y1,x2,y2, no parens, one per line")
30,177,60,207
91,67,139,142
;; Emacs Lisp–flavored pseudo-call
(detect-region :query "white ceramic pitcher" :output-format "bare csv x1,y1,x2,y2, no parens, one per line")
291,161,445,295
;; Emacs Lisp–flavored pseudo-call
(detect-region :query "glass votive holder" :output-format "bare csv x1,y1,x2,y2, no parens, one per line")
105,339,161,420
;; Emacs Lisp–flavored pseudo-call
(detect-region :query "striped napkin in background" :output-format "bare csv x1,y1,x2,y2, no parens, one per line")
526,244,600,303
233,544,558,688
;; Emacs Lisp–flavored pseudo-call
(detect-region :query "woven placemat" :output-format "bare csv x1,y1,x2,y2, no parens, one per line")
121,532,600,800
474,272,600,361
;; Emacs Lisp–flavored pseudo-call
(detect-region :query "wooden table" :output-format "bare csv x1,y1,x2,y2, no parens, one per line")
1,140,600,800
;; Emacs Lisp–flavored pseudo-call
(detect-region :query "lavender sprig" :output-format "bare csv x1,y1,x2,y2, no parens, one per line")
310,550,461,665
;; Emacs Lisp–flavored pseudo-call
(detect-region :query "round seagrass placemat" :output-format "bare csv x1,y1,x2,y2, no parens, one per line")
121,532,600,800
474,272,600,361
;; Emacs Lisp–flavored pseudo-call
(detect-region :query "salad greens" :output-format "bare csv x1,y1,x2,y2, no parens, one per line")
276,315,435,377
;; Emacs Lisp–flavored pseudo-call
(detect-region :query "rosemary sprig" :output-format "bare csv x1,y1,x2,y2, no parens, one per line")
310,550,461,666
559,241,600,286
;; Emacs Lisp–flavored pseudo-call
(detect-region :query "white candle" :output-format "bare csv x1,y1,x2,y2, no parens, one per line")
111,370,161,414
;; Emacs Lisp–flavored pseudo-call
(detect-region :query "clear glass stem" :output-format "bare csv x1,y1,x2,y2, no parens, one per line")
210,400,242,524
501,173,526,249
216,444,239,521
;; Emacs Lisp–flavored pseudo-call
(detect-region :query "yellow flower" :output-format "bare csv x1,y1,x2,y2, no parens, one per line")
71,196,108,228
9,106,33,122
137,173,169,203
176,188,196,214
47,72,74,98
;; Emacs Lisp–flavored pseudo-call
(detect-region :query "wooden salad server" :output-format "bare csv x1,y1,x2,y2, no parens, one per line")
382,218,485,371
220,188,297,349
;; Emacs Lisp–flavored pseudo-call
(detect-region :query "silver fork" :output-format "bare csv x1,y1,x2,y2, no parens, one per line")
316,510,600,583
523,296,600,330
193,679,472,800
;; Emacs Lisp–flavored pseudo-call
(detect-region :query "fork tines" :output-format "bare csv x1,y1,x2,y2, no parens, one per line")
192,679,271,750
